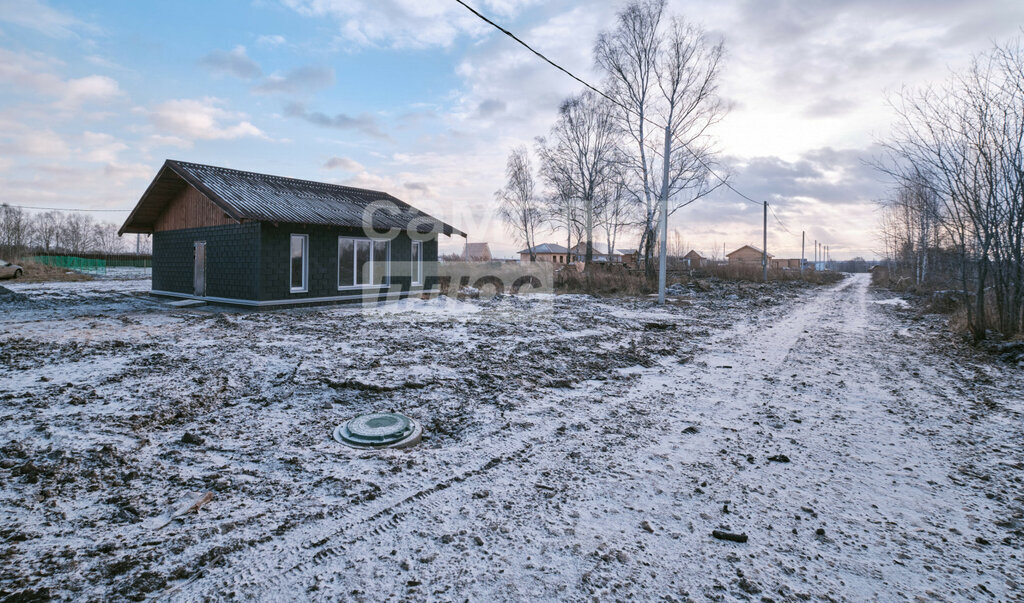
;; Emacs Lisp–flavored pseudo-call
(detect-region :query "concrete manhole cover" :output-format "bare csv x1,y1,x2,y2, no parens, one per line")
333,412,422,449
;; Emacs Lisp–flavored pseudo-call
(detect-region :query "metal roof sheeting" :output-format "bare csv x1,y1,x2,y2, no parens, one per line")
517,243,569,254
120,160,465,237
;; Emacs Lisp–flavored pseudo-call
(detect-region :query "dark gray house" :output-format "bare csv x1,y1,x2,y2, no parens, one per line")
119,160,465,307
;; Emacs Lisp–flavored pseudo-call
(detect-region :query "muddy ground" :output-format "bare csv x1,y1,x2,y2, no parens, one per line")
0,274,1021,601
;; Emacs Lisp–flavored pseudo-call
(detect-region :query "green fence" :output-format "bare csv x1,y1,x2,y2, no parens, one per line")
32,255,107,275
105,256,152,268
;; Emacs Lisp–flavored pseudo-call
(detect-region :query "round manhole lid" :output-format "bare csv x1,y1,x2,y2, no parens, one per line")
334,412,421,449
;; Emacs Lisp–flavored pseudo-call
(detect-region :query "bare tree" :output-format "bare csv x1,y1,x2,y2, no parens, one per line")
596,0,728,277
34,211,61,253
496,146,543,261
541,177,583,262
536,91,620,266
596,167,634,261
878,173,942,285
879,34,1024,338
0,204,31,259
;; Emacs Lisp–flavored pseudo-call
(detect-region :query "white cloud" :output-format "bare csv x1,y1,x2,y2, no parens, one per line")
280,0,537,49
148,98,267,142
323,156,365,171
103,162,152,184
82,131,128,163
0,0,85,38
0,47,66,94
0,161,155,210
256,34,287,47
0,49,122,110
0,129,70,157
143,134,192,150
56,75,122,109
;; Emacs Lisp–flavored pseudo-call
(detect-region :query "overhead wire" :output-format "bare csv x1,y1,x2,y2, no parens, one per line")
3,204,130,212
767,202,795,236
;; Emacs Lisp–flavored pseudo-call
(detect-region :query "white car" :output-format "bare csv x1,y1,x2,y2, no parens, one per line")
0,260,23,280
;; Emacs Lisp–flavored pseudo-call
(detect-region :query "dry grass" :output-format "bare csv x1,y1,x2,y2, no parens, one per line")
946,295,1012,338
11,259,94,283
554,265,655,296
700,263,844,285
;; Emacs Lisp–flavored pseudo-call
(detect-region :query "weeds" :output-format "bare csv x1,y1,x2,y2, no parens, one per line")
11,259,94,283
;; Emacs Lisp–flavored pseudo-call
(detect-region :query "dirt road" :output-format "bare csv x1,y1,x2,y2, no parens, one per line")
169,273,1021,601
1,274,1020,601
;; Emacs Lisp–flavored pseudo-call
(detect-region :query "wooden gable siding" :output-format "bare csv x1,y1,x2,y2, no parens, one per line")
154,185,238,232
728,247,765,264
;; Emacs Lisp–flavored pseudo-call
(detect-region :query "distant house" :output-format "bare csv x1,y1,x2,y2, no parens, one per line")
463,242,492,262
617,249,638,267
518,243,570,263
770,258,802,270
568,242,621,263
683,249,706,268
727,245,773,266
119,160,465,307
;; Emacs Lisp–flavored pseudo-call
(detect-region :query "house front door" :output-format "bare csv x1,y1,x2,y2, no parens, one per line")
194,241,206,296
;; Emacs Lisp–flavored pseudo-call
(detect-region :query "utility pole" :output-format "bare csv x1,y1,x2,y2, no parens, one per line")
658,125,670,305
761,201,768,283
801,231,805,276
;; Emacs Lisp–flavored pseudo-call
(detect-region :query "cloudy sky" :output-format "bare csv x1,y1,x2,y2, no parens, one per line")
2,0,1023,259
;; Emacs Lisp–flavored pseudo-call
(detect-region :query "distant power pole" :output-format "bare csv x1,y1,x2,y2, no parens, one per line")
801,231,805,276
762,201,768,282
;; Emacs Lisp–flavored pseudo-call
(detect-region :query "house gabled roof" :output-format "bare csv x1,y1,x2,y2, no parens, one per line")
518,243,569,254
683,249,705,259
119,160,466,237
464,242,491,257
727,244,773,258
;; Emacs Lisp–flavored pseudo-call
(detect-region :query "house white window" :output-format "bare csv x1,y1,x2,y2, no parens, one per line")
290,234,308,293
411,240,422,285
339,237,390,289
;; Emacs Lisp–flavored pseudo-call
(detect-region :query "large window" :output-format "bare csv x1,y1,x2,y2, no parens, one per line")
339,237,389,289
290,234,308,293
411,240,422,285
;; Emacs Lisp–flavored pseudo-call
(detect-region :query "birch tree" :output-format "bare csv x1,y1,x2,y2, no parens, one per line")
496,146,542,261
536,91,619,266
596,0,727,275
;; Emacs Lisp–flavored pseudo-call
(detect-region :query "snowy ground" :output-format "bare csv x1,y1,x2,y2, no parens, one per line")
0,274,1021,601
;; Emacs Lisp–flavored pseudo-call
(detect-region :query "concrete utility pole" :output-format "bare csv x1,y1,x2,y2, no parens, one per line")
658,125,670,305
761,201,768,283
801,231,805,276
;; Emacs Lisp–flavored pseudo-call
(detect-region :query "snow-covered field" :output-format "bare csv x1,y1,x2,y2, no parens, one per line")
1,274,1021,601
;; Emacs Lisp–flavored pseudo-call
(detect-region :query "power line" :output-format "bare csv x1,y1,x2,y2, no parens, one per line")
453,0,763,208
767,202,795,236
2,204,130,212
